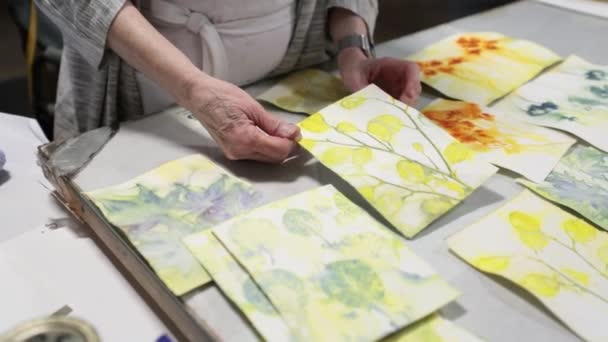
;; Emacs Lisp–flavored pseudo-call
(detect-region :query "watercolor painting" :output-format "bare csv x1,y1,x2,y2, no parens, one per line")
183,230,292,342
494,55,608,152
185,232,480,342
519,144,608,231
212,185,460,341
297,84,497,238
408,32,561,105
422,99,575,182
257,68,349,114
86,155,261,295
449,190,608,341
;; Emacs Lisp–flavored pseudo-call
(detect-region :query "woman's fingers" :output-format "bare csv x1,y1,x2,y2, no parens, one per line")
250,128,298,162
254,107,301,140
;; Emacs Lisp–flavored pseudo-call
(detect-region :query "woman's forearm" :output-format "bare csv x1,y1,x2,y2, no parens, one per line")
107,1,206,104
328,8,370,69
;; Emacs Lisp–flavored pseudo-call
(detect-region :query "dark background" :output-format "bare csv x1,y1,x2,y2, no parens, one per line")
0,0,514,119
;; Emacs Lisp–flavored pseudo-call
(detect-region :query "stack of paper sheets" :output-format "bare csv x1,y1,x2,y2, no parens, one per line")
184,185,479,341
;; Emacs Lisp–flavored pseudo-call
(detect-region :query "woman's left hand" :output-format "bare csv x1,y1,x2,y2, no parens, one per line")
338,47,422,106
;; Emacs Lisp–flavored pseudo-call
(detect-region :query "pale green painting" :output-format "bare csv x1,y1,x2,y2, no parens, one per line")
494,55,608,152
86,155,261,295
212,185,460,341
257,68,349,114
185,230,479,342
519,144,608,231
183,230,292,342
298,84,497,238
449,190,608,341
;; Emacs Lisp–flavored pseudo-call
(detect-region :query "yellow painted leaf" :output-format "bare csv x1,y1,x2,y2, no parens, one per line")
299,138,317,150
320,147,352,166
435,180,466,195
376,192,402,217
473,256,510,273
509,211,541,232
396,160,426,183
352,147,373,166
443,142,474,164
518,231,550,251
336,122,358,133
562,218,597,244
367,115,403,142
358,186,375,201
300,113,330,133
421,199,452,215
340,96,366,109
412,142,424,152
561,268,590,286
519,273,560,297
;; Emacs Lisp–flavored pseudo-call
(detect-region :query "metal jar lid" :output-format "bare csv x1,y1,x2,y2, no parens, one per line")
1,316,100,342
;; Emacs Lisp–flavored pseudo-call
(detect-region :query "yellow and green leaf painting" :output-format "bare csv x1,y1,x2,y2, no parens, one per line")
212,185,460,341
298,85,497,238
422,99,574,182
408,32,561,105
494,55,608,152
519,144,608,231
185,231,480,342
257,68,349,114
448,190,608,341
86,155,261,295
183,231,292,341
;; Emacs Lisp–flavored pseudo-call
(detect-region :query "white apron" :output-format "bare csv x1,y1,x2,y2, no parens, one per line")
136,0,296,114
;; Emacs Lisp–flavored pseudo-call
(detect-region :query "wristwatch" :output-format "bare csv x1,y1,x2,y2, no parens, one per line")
336,34,375,59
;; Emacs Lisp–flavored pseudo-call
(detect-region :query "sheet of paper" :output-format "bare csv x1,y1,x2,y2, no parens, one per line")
183,230,292,342
297,85,497,238
535,0,608,19
408,32,561,105
422,99,575,182
494,55,608,152
185,232,482,342
448,190,608,341
519,144,608,231
212,185,460,341
0,226,165,340
86,154,261,295
257,69,349,114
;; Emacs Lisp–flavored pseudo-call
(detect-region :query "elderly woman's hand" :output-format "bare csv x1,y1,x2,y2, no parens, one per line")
180,72,301,163
338,48,422,106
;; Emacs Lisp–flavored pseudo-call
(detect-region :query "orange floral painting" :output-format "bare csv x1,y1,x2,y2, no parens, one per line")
422,99,574,182
409,32,561,104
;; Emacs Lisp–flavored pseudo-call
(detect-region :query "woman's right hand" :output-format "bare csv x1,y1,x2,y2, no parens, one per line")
179,72,301,163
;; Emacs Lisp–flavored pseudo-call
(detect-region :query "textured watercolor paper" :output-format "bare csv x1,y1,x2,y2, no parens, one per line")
449,190,608,341
519,144,608,231
298,85,497,238
495,55,608,151
86,155,261,295
213,185,460,341
422,99,575,182
257,69,349,114
409,32,561,104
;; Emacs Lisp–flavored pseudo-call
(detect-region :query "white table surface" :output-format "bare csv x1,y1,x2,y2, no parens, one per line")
0,113,167,339
3,0,606,340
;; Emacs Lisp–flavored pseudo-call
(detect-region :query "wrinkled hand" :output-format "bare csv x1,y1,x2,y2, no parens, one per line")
338,48,422,105
181,73,301,163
